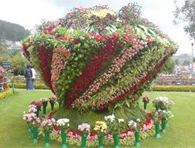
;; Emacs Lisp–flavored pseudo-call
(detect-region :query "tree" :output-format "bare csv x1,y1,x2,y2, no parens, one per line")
182,60,190,66
174,0,195,39
8,53,30,75
161,57,176,74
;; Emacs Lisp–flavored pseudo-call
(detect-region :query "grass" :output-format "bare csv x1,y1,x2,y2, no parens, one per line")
0,90,195,148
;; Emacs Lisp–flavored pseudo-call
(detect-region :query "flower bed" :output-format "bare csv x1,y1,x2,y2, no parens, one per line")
0,90,12,99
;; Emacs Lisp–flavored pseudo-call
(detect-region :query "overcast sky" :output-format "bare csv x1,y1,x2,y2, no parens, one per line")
0,0,192,55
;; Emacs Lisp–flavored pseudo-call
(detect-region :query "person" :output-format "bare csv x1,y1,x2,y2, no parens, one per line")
24,65,33,90
31,65,37,90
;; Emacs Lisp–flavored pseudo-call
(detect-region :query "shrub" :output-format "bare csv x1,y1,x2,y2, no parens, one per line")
150,85,195,92
8,83,48,89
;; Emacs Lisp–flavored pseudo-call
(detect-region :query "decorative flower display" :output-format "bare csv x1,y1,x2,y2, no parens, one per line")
128,118,141,132
142,96,151,103
31,100,42,108
23,112,41,127
78,123,91,134
22,3,178,112
56,118,70,130
41,118,56,133
104,114,126,133
153,97,174,110
94,121,107,134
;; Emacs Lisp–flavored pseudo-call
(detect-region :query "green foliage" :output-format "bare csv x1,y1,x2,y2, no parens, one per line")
8,53,30,75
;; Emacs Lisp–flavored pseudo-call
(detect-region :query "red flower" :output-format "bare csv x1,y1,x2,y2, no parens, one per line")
57,36,65,40
89,32,94,36
102,34,108,39
95,35,101,41
73,39,80,44
50,31,56,35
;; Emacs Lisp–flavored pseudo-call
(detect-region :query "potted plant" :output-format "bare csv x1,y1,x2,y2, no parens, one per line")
56,118,70,148
40,98,48,115
142,96,151,110
94,121,107,148
48,97,57,111
78,123,91,148
41,118,56,147
128,119,142,147
104,114,126,148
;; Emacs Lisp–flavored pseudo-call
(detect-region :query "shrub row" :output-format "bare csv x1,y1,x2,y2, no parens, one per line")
0,90,12,99
150,85,195,92
7,83,195,92
8,83,48,89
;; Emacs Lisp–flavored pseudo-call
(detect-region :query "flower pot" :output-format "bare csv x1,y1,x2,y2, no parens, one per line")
155,122,161,138
97,134,104,148
161,120,166,134
81,133,87,148
113,133,121,148
49,101,55,111
134,131,140,147
32,127,38,144
61,130,68,148
43,102,47,115
144,102,147,110
165,122,169,127
44,133,50,147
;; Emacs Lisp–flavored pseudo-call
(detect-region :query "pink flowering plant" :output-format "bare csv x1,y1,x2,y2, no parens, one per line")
104,114,126,133
23,112,41,127
41,118,56,134
78,123,91,134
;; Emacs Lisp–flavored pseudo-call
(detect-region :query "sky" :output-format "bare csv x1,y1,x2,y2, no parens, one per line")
0,0,192,55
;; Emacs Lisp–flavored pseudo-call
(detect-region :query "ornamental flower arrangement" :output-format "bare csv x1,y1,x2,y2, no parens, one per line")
41,118,56,147
30,101,42,117
22,3,177,146
94,121,107,148
104,114,126,148
78,123,91,148
48,97,57,111
56,118,70,148
40,98,48,114
23,112,41,143
151,110,163,138
28,104,37,113
142,96,151,110
153,97,174,110
128,119,141,147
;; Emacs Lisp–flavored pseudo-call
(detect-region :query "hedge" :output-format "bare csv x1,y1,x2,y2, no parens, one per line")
150,85,195,92
7,83,195,92
8,83,48,89
0,90,13,99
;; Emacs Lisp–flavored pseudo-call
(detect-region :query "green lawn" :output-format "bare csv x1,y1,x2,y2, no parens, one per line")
0,90,195,148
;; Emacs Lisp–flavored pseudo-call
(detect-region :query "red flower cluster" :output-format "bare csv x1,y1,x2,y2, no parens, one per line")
31,100,42,107
38,47,54,93
66,36,120,107
57,36,73,41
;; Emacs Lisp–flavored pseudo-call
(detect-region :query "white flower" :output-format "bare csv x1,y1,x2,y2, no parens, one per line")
136,118,140,122
118,118,124,123
104,114,115,122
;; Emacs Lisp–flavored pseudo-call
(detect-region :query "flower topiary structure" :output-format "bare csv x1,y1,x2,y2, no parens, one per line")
22,4,177,129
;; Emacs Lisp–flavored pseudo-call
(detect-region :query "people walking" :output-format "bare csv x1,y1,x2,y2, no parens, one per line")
31,66,37,90
24,65,33,90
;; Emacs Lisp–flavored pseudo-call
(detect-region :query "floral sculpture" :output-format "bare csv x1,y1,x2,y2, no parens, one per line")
22,3,177,146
